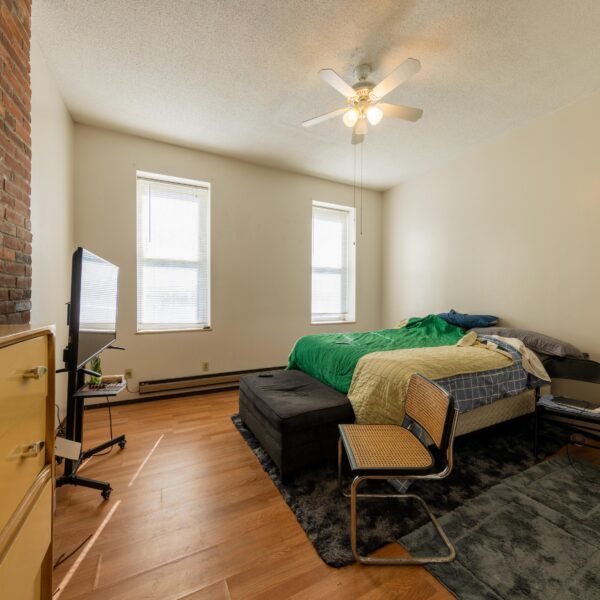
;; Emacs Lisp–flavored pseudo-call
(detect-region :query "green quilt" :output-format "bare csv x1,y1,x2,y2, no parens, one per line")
287,314,465,393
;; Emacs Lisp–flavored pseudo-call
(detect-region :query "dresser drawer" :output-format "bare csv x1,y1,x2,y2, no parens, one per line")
0,336,49,530
0,470,52,600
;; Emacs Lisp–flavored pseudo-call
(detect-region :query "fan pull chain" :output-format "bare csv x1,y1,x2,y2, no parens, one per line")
353,143,357,227
148,184,152,243
360,141,364,236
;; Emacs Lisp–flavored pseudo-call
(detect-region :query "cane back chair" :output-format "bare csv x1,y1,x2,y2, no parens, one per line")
338,373,459,565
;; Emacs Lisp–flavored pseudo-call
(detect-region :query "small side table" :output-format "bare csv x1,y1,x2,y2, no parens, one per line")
533,356,600,457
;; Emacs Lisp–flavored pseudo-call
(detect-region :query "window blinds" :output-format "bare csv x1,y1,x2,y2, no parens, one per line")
136,175,210,332
311,202,355,323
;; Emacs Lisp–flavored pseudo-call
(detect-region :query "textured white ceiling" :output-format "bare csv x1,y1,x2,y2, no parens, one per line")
33,1,600,190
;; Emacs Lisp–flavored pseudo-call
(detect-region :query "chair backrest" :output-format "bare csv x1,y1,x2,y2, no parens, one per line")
544,357,600,384
405,373,455,450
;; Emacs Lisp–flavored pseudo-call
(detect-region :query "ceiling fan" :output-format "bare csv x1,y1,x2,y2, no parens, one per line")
302,59,423,144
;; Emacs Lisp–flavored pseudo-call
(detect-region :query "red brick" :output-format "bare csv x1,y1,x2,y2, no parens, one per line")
14,249,29,264
0,0,31,324
0,299,15,314
16,224,30,240
4,205,23,225
0,272,15,287
0,220,16,235
0,245,14,260
8,287,27,299
5,309,28,322
15,275,30,289
3,232,22,250
4,149,27,179
2,260,24,275
14,298,30,311
11,196,29,216
0,190,15,207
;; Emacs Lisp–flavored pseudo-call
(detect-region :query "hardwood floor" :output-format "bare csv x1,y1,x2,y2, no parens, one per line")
53,391,452,600
53,391,600,599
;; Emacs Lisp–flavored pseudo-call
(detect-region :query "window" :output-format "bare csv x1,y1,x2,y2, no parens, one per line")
311,201,355,323
136,172,210,332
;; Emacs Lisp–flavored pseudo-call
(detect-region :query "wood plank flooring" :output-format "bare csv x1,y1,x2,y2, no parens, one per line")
53,392,451,599
52,391,598,599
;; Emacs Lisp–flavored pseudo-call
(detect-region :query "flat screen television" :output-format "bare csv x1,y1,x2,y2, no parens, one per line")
67,247,119,369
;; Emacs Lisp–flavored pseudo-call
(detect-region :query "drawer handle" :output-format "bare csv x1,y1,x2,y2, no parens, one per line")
22,366,48,380
10,441,45,459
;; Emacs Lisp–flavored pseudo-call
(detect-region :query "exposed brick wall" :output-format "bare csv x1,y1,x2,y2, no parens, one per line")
0,0,31,324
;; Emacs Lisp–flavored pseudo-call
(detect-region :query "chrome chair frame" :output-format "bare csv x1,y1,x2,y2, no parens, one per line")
338,376,459,565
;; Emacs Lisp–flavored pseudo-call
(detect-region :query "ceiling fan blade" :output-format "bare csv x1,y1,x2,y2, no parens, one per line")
351,119,366,144
354,117,368,135
379,103,423,122
319,68,356,98
302,107,347,128
372,58,421,99
351,131,364,145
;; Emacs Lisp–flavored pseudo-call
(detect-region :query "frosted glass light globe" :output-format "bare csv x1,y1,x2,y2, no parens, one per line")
343,108,359,128
366,105,383,125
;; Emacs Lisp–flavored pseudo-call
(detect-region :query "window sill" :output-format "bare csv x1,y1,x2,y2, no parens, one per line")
136,327,212,335
311,320,357,326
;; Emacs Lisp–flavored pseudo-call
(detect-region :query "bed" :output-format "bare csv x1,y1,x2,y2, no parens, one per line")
288,314,549,437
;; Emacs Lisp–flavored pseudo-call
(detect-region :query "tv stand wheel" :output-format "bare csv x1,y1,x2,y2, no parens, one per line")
101,487,112,500
118,439,126,450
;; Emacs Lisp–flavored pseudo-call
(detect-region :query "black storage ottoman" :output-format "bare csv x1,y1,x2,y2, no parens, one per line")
239,369,355,481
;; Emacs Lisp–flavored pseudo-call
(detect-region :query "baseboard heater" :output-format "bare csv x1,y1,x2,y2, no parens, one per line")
137,366,285,395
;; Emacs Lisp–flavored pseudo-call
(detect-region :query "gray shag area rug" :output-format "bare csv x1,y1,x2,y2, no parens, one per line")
231,413,567,567
401,453,600,600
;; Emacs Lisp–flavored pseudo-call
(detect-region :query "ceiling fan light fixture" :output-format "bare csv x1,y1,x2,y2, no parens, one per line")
366,105,383,125
342,107,359,128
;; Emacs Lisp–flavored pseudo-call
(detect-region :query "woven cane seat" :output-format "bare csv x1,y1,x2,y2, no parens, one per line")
340,424,433,470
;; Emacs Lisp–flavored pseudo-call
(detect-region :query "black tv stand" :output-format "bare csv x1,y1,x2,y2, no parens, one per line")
55,367,127,500
56,434,126,500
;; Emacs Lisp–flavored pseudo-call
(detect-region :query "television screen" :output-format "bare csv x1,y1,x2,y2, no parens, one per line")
70,248,119,368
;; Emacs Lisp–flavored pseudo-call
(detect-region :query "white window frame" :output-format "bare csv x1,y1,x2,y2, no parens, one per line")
311,200,356,325
136,170,211,333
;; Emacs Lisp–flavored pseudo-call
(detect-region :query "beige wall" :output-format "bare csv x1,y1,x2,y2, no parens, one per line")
382,90,600,359
31,42,74,414
74,125,382,398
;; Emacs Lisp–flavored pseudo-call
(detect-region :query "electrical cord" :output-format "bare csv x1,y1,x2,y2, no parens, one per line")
53,534,92,569
91,395,114,457
55,404,65,439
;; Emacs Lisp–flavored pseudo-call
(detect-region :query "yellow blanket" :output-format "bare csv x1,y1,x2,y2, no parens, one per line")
348,344,512,424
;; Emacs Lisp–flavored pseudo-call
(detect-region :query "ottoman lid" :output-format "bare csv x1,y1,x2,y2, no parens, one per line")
239,369,354,433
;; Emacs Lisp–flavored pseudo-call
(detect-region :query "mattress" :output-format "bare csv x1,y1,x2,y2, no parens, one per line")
347,336,537,425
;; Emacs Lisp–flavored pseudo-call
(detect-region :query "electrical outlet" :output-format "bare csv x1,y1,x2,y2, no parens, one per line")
124,368,133,379
202,362,209,372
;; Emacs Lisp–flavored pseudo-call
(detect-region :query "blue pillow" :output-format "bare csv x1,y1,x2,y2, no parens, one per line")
438,309,499,329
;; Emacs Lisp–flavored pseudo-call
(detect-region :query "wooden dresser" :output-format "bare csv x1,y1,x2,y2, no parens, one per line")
0,325,55,599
